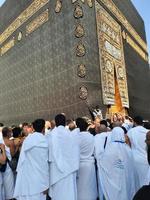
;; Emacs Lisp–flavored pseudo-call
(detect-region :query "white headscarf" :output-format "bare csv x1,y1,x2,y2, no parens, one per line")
111,127,125,143
98,127,136,200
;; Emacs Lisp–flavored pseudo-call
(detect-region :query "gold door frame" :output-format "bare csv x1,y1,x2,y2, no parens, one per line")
95,1,129,116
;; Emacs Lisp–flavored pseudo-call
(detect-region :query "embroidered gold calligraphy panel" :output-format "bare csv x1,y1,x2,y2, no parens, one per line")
95,1,129,108
0,0,49,45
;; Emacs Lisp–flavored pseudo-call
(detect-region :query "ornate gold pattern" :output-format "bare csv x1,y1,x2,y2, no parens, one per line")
95,2,129,108
124,32,148,62
104,40,121,60
72,0,78,3
75,24,85,38
72,0,93,8
76,43,86,57
77,64,86,77
74,5,83,18
0,0,49,45
79,86,88,100
98,0,148,53
17,32,23,41
26,10,49,35
87,0,93,7
1,38,15,56
55,0,62,13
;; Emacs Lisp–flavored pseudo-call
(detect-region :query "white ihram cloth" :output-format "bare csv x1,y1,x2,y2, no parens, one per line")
94,132,111,159
0,138,14,200
97,127,136,200
13,132,49,200
127,126,149,188
48,126,80,200
94,131,111,200
0,132,2,140
72,129,97,200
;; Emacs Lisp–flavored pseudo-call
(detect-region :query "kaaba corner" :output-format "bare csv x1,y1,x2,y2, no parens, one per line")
0,0,150,124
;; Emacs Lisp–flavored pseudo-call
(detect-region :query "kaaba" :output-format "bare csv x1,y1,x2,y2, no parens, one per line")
0,0,150,125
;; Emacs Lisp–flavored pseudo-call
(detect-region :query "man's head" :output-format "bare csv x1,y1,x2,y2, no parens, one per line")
26,124,33,134
95,120,108,133
76,118,88,132
133,116,143,126
2,127,12,138
95,123,101,134
55,114,66,127
66,119,76,131
22,122,29,136
112,120,122,128
32,119,45,133
68,121,76,131
12,127,22,138
22,122,28,130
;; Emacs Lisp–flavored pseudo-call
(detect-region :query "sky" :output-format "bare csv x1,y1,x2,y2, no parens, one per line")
131,0,150,57
0,0,4,7
0,0,149,56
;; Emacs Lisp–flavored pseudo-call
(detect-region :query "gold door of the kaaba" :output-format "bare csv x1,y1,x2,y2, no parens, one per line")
95,1,129,116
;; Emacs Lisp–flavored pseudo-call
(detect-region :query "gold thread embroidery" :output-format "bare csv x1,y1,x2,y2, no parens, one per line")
124,32,148,62
75,24,85,38
1,38,15,56
26,10,49,35
55,0,62,13
74,5,84,18
87,0,93,7
98,0,148,53
0,0,49,45
95,2,129,107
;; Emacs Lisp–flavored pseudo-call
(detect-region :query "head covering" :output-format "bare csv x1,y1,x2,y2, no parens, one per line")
122,123,131,132
98,127,136,200
111,127,125,143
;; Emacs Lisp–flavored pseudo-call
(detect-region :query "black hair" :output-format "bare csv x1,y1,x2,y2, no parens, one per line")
32,119,45,132
76,118,88,132
133,185,150,200
133,116,143,125
109,123,113,130
121,126,127,134
12,127,22,138
22,122,29,127
144,122,150,129
88,128,96,136
55,114,66,127
2,127,10,137
100,120,108,127
0,123,4,127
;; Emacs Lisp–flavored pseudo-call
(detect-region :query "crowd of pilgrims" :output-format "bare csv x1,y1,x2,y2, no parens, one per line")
0,113,150,200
